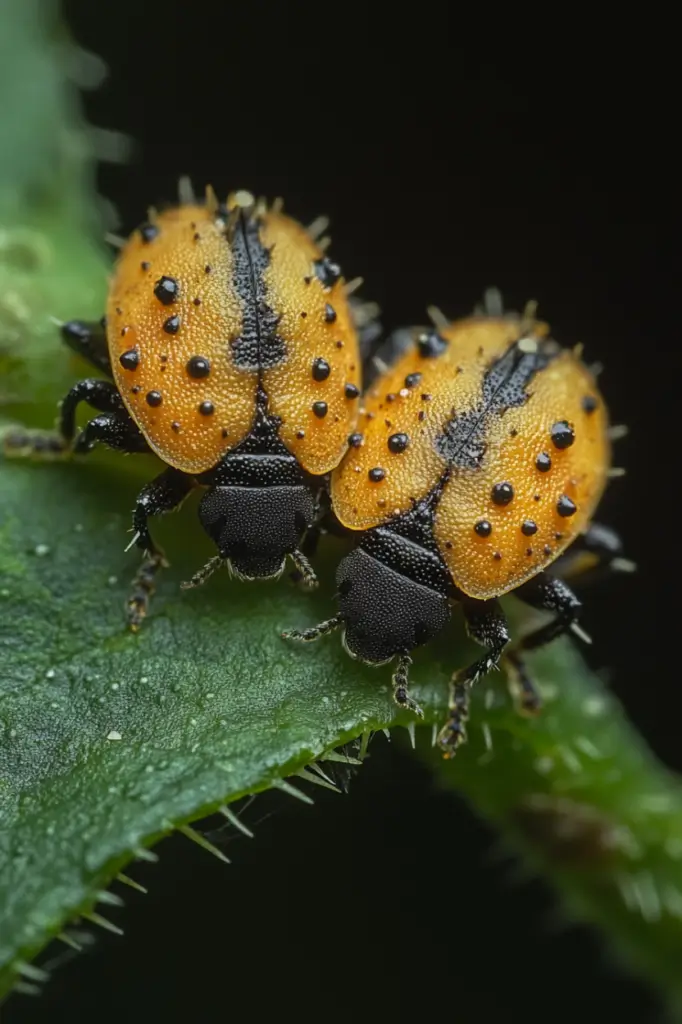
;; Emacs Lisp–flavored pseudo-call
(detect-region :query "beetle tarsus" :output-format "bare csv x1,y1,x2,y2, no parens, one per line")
437,679,471,757
504,649,543,716
126,549,168,632
392,653,424,717
1,427,69,460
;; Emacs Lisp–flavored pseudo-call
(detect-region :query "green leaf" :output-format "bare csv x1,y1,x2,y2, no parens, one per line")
424,647,682,1010
0,453,439,996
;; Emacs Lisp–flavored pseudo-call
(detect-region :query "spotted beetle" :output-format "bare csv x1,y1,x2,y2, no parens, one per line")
4,185,379,627
284,292,632,755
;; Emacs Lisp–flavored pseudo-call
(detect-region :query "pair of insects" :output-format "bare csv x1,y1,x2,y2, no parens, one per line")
4,186,630,754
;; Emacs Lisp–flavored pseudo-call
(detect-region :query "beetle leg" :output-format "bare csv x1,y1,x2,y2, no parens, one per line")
1,427,69,460
504,649,543,716
457,598,511,685
2,379,144,459
127,468,195,631
553,521,635,586
59,379,127,443
437,598,510,756
489,572,584,724
289,548,319,590
127,552,168,634
281,615,343,643
59,319,112,376
392,653,423,717
180,554,223,591
72,411,150,454
437,678,471,757
502,532,632,715
514,572,582,652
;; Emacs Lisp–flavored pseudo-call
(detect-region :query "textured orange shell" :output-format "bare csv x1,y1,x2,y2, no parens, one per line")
331,314,610,600
258,214,361,475
107,197,361,475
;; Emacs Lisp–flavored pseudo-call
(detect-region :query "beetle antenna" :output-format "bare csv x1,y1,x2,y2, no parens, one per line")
290,549,319,590
180,555,223,590
282,616,343,642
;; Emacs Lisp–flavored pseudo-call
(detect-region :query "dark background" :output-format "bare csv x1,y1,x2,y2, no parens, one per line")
7,2,676,1021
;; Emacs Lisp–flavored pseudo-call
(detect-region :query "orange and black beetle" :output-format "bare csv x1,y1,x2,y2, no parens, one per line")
284,294,632,754
5,186,378,627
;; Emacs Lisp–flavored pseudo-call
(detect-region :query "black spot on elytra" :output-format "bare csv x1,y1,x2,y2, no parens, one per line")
557,494,577,517
324,303,337,323
313,257,341,289
345,383,360,399
139,222,159,243
163,315,181,335
491,482,514,506
312,358,331,381
187,356,211,379
146,390,162,407
348,432,363,447
312,401,328,418
521,519,538,536
536,452,552,472
368,467,385,482
199,400,215,416
474,520,492,537
551,420,575,449
388,432,409,453
119,350,139,370
154,276,179,305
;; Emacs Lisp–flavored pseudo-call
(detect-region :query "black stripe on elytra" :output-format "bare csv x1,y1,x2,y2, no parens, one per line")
199,386,299,487
359,473,452,593
230,212,287,371
434,336,558,469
